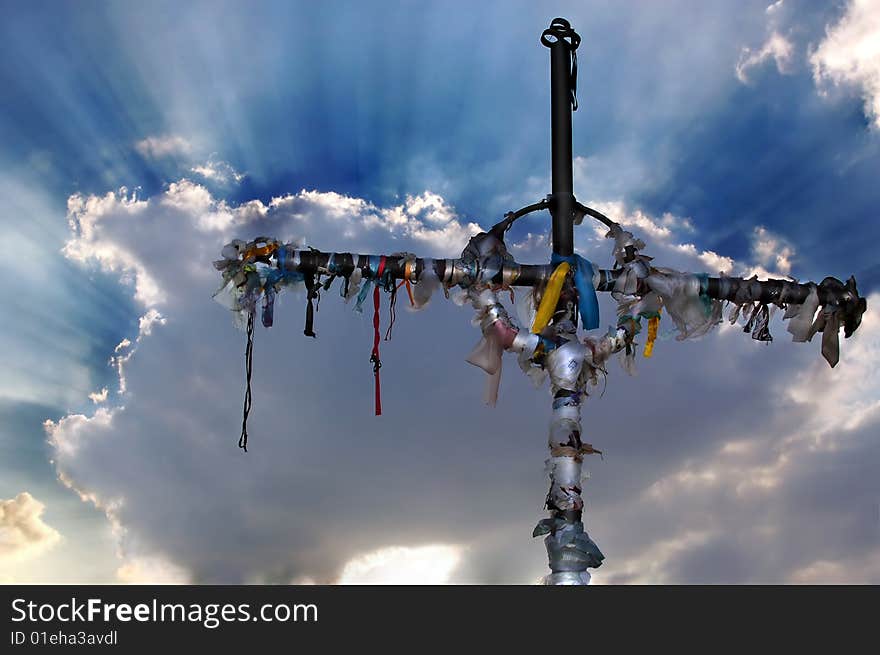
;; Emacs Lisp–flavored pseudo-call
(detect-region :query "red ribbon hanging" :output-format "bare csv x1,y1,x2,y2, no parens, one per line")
370,256,386,416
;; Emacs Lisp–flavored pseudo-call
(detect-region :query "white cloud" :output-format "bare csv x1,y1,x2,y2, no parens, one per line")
135,135,192,159
810,0,880,128
138,309,166,337
766,0,785,14
0,492,61,560
269,189,481,256
111,339,133,394
736,31,794,84
64,188,162,307
402,192,457,225
190,159,245,186
46,407,116,458
751,226,795,276
672,243,736,275
89,387,109,404
47,181,489,581
46,177,878,585
337,544,463,584
574,200,764,276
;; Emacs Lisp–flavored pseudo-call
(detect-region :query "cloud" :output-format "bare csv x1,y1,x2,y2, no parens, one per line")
766,0,785,14
46,407,116,458
509,232,549,258
45,177,879,585
786,296,880,438
64,188,162,307
268,189,482,256
0,0,874,586
190,159,245,186
673,244,736,275
736,31,795,84
751,226,795,276
810,0,880,128
596,294,880,584
597,530,717,585
89,387,109,404
0,492,61,560
47,180,491,582
336,544,463,584
134,135,193,159
789,550,880,584
402,192,457,225
551,199,753,277
116,556,191,584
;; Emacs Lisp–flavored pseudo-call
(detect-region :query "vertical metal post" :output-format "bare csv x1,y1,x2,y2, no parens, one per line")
538,18,603,585
542,18,580,258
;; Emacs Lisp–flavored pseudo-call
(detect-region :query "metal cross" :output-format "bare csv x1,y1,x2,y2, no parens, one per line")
213,18,867,585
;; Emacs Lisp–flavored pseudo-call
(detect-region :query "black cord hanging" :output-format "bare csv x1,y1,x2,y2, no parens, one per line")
385,283,398,341
239,308,255,452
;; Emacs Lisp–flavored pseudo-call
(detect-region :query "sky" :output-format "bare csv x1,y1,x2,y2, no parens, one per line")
1,0,879,584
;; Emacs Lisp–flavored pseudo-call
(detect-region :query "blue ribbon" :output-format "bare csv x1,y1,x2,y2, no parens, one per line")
265,245,303,288
354,279,373,313
368,256,381,279
550,252,600,331
697,273,713,316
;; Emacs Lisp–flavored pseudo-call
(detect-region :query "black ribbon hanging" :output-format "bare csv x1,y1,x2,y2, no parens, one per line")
304,272,317,338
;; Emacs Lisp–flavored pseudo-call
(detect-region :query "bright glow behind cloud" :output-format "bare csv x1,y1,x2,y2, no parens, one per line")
337,545,463,584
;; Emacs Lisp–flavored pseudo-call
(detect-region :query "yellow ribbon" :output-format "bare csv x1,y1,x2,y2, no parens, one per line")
531,261,570,334
643,310,661,358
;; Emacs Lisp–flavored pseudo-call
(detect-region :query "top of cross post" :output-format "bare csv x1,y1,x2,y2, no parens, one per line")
541,17,581,50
